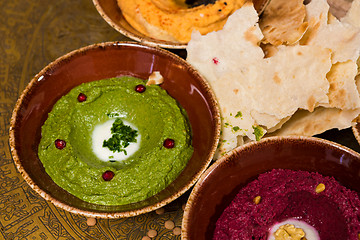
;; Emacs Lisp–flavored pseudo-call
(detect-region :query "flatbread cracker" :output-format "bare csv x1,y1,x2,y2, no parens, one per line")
300,0,330,45
267,107,360,137
260,0,308,45
187,0,360,158
187,4,332,157
301,0,360,63
260,43,279,58
325,60,360,110
341,0,360,28
312,23,360,64
187,2,264,84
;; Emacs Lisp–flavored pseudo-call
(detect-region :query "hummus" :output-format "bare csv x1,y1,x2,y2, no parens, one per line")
38,76,193,205
117,0,246,43
214,169,360,240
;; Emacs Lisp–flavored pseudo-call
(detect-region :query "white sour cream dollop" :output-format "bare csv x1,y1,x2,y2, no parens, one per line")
91,119,141,162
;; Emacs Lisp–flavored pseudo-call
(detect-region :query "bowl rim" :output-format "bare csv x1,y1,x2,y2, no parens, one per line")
9,41,221,218
181,135,360,238
92,0,188,49
352,124,360,146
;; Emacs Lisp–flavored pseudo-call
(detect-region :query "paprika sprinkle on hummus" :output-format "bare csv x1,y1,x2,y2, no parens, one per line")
117,0,246,43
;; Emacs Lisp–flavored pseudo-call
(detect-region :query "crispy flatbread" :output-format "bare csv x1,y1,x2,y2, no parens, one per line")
341,0,360,28
260,0,308,45
187,4,332,157
300,0,360,63
187,0,360,158
324,60,360,109
267,107,360,137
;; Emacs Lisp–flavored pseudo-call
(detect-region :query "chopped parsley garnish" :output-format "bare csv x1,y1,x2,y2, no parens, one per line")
103,118,138,155
235,111,242,118
232,126,240,132
107,112,120,118
252,125,265,141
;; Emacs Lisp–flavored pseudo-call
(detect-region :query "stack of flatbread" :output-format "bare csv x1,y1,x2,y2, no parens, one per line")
186,0,360,158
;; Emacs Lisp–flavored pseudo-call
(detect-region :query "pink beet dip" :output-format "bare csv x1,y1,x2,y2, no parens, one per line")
213,169,360,240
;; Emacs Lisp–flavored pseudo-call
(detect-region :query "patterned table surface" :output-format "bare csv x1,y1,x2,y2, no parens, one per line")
0,0,188,239
0,0,359,239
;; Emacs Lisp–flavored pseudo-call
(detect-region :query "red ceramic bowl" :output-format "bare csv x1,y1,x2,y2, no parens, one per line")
182,136,360,239
92,0,270,49
9,41,220,218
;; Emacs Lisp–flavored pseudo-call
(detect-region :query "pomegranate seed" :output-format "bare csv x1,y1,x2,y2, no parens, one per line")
163,138,175,149
77,93,87,102
135,84,146,93
55,139,66,149
102,170,115,181
212,57,219,65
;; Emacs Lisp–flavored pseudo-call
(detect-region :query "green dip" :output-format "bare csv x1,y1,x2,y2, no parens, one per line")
38,76,193,205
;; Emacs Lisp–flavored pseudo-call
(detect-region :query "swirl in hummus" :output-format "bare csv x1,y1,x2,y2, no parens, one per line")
117,0,246,43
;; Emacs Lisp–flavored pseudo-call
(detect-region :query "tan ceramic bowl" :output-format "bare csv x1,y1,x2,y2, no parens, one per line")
9,41,220,218
92,0,270,49
182,136,360,239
